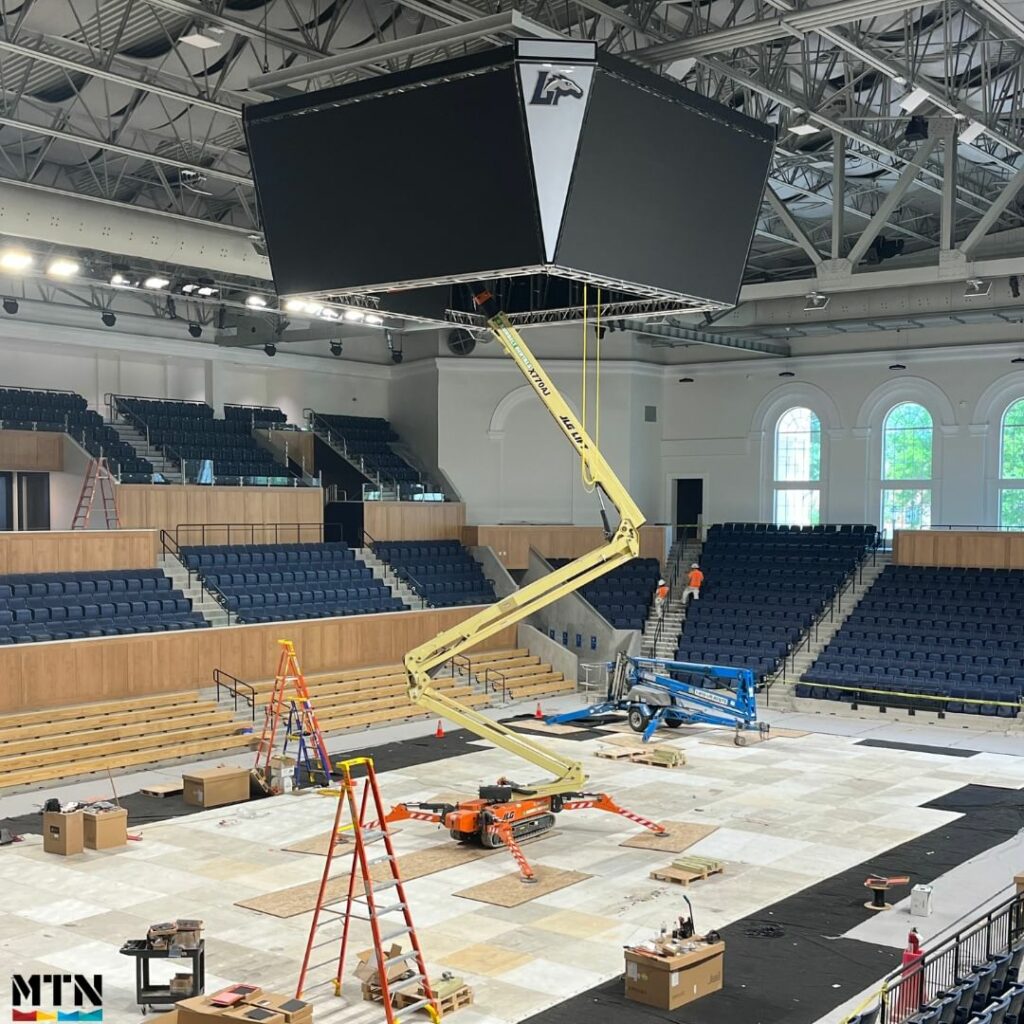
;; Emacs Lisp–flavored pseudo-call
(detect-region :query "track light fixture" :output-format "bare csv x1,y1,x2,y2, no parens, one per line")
188,322,202,338
330,341,343,357
264,343,277,357
101,311,117,327
964,278,992,299
803,291,829,312
2,298,18,315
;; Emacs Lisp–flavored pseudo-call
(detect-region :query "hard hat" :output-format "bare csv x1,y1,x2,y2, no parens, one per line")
690,563,699,569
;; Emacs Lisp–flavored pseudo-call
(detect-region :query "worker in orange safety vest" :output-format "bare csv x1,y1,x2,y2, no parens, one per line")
683,563,704,605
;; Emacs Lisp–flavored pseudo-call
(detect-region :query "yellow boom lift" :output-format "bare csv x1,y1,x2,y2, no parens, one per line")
386,289,666,878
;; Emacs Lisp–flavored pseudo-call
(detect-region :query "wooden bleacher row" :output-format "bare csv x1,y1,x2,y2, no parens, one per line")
0,649,575,790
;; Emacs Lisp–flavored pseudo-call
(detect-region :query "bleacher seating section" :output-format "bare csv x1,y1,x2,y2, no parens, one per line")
225,404,288,427
799,564,1024,717
373,539,497,608
316,413,421,484
849,937,1023,1024
180,541,406,622
676,523,874,680
547,557,661,630
118,397,293,482
0,569,207,644
0,386,153,482
0,691,251,789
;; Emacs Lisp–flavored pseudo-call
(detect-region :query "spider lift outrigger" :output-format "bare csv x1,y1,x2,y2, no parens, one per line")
385,289,667,880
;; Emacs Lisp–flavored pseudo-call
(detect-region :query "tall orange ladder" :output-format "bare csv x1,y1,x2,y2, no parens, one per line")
255,640,332,787
296,757,438,1023
70,457,120,529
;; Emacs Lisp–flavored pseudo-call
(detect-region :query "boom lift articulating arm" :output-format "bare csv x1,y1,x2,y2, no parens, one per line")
385,289,666,878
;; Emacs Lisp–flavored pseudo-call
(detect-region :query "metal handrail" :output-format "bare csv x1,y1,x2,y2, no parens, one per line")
173,521,327,547
847,889,1024,1024
451,654,473,678
482,668,509,703
213,668,256,721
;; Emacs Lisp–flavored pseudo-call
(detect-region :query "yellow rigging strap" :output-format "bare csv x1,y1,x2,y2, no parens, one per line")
401,292,646,798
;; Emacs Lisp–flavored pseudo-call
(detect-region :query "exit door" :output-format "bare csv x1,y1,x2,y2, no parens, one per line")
675,478,703,540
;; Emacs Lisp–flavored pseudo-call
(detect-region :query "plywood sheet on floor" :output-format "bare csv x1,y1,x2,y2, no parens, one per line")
506,719,588,736
282,828,402,856
454,866,590,907
700,727,808,748
620,820,718,852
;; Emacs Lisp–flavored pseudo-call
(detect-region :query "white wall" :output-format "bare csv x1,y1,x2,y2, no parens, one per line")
659,341,1024,529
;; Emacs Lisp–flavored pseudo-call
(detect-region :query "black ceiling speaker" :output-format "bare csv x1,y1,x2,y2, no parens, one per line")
446,329,476,356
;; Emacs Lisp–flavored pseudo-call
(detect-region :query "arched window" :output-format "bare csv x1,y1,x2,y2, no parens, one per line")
999,399,1024,527
773,407,821,525
881,402,932,537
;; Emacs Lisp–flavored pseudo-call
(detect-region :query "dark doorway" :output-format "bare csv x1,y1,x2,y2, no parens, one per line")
675,478,703,539
0,473,11,531
17,473,50,530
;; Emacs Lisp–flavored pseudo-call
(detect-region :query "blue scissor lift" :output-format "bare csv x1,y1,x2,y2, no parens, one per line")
547,654,761,744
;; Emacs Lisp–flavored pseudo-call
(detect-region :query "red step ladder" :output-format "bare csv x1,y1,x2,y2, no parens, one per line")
255,640,331,788
70,457,120,530
296,757,438,1023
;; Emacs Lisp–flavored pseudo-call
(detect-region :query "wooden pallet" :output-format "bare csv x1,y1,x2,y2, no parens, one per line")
140,781,184,798
650,857,724,886
394,984,473,1017
596,745,685,768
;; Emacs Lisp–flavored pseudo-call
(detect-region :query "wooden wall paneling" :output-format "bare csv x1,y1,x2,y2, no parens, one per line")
364,502,467,541
893,529,1024,568
0,530,157,574
0,609,518,713
0,430,63,471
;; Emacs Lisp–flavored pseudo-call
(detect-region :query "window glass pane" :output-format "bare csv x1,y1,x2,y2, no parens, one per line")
774,488,820,526
999,488,1024,528
774,407,821,482
882,487,931,538
882,402,932,480
1000,400,1024,480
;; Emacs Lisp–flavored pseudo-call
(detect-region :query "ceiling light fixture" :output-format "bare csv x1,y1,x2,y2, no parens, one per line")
101,311,117,327
959,121,986,145
110,272,129,287
196,286,217,297
320,308,340,321
964,278,992,299
188,322,203,338
787,122,819,136
899,86,931,112
778,371,795,378
0,249,33,272
344,309,365,322
364,313,384,326
284,298,307,312
245,295,268,308
47,258,79,278
143,276,170,290
889,363,907,371
2,298,18,315
803,291,830,311
330,341,343,357
264,343,277,358
179,31,221,49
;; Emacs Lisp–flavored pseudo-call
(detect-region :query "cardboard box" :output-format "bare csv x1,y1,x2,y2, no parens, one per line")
83,807,128,850
43,810,84,856
355,943,406,985
182,767,251,808
223,1008,285,1024
243,994,311,1024
624,941,725,1010
175,988,261,1024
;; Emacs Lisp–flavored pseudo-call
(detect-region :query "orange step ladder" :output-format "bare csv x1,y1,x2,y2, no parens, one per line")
70,457,120,529
255,640,332,789
296,757,438,1023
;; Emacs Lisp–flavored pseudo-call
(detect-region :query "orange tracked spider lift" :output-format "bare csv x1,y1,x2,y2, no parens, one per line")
384,290,667,881
255,640,332,791
70,457,120,529
297,757,438,1024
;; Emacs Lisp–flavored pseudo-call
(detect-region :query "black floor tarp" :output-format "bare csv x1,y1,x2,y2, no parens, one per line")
522,785,1024,1024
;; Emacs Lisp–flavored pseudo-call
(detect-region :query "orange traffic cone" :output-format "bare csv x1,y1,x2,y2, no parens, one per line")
434,719,445,739
534,702,544,720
